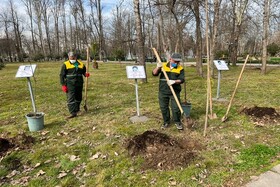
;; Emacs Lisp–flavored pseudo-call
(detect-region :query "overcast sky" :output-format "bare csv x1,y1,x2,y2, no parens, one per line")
4,0,121,17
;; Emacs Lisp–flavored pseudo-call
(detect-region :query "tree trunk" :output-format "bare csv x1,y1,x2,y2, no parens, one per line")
34,1,45,56
22,0,36,53
52,0,62,57
4,20,13,62
157,0,170,58
229,0,249,66
42,0,52,58
261,0,270,74
210,0,222,77
97,0,105,61
9,0,23,62
134,0,147,83
62,2,68,52
193,0,203,77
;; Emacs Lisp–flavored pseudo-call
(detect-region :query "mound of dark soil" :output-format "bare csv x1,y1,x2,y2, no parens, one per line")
125,130,203,170
241,106,280,125
0,133,35,157
0,138,13,156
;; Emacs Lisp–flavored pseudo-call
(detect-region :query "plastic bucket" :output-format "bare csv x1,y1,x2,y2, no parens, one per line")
25,112,44,131
181,102,191,117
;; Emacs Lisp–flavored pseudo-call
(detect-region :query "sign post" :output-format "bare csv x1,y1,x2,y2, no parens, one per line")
126,65,148,123
16,65,37,112
16,65,45,131
213,60,229,101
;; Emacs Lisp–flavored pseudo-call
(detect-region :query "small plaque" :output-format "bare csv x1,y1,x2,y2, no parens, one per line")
16,65,37,78
126,66,146,79
214,60,229,70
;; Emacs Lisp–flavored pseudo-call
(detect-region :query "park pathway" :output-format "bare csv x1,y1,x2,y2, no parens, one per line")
245,164,280,187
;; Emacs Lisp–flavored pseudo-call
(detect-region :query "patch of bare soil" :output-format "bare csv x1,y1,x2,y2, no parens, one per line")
125,130,203,170
0,133,35,186
241,106,280,126
0,133,35,157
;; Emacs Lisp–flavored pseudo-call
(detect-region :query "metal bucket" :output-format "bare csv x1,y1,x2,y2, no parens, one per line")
25,112,45,131
181,102,191,117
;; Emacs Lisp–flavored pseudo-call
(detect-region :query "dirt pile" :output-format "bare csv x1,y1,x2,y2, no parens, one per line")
0,133,35,157
0,138,13,157
125,130,203,170
241,106,280,125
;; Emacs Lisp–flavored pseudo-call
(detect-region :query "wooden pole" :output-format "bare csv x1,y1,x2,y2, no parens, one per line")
222,55,250,122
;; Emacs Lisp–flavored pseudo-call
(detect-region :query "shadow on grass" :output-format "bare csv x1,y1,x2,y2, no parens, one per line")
44,120,66,129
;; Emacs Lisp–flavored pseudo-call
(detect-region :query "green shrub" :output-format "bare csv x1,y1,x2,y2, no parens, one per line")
33,53,45,61
113,49,125,61
267,43,280,56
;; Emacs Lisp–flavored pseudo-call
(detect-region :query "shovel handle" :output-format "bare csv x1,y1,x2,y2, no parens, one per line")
152,48,184,114
84,47,90,103
224,54,249,118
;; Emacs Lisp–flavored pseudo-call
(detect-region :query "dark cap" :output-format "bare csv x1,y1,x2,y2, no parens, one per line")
171,53,182,62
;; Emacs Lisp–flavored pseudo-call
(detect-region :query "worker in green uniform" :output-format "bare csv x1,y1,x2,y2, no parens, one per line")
60,52,90,119
152,53,185,130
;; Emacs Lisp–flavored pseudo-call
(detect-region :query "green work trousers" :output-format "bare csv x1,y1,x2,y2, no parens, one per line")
158,91,181,124
67,84,83,114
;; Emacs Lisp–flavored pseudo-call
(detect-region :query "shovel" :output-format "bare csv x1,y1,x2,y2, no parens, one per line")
221,54,249,122
152,48,189,128
84,47,90,112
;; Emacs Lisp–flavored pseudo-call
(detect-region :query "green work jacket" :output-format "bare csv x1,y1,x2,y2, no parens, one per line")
152,62,185,95
60,60,86,87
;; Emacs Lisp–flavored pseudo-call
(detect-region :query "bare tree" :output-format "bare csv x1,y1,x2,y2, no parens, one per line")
169,0,192,57
42,0,52,57
89,0,106,61
261,0,271,74
22,0,36,54
108,0,129,59
192,0,203,76
76,0,88,49
210,0,222,77
228,0,249,66
1,0,278,64
0,11,13,62
134,0,147,82
8,0,24,62
61,0,68,52
51,0,63,57
33,0,45,56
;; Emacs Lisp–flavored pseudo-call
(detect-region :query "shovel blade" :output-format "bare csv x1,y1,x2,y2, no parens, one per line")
182,116,193,129
208,113,217,119
221,115,228,122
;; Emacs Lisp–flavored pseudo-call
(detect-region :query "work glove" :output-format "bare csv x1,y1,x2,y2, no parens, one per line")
167,80,176,86
85,72,90,77
157,61,162,68
62,85,68,93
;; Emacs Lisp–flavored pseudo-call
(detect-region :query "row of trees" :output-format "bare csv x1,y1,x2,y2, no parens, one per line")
0,0,279,74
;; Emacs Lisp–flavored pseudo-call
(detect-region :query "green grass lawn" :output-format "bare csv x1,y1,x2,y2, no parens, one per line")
0,61,280,186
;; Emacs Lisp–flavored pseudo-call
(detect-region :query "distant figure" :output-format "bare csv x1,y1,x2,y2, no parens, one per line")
93,59,98,69
152,53,185,130
60,52,90,119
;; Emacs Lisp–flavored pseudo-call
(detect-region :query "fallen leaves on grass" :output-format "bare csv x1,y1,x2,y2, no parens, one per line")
57,171,67,179
69,155,80,161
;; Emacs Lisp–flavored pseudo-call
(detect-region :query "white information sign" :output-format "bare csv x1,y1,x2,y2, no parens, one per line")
214,60,229,71
15,65,37,78
126,66,146,79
